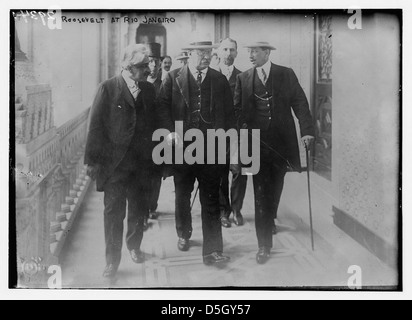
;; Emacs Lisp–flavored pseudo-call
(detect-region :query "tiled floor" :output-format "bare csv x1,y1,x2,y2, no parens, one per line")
59,172,398,289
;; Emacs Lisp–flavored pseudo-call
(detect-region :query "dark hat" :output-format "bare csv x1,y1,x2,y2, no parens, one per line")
244,41,276,50
175,51,189,61
146,42,161,59
181,41,218,51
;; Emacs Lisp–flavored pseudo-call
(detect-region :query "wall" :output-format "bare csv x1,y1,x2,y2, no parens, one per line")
228,12,313,101
18,12,102,127
332,13,400,250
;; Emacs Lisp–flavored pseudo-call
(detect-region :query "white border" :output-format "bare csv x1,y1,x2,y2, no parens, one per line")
1,0,410,300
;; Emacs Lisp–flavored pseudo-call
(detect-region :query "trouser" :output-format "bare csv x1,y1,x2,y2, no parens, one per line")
219,164,231,217
230,170,248,213
148,166,163,213
174,164,225,256
253,160,287,249
219,166,248,217
103,167,150,266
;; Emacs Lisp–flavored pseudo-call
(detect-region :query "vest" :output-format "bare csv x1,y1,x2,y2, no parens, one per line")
253,70,273,131
117,92,147,170
186,71,212,133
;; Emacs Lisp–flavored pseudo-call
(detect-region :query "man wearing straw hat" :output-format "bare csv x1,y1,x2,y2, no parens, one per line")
157,40,235,266
175,51,189,67
234,41,315,264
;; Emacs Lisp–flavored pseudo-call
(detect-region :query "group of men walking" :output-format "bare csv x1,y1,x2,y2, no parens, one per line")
85,36,314,278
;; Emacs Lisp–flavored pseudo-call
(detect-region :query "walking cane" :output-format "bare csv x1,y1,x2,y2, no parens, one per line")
304,142,315,251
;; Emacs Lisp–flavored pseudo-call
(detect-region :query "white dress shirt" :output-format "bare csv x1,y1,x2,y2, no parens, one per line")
122,71,140,100
256,60,271,85
189,66,209,83
219,64,234,80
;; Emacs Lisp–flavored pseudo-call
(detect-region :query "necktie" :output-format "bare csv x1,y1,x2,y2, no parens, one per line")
197,71,202,85
260,68,267,85
129,82,140,100
225,67,231,80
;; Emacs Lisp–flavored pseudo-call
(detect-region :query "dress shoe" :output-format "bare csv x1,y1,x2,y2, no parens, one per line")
130,249,145,264
149,210,157,220
177,238,190,251
203,252,230,266
256,247,270,264
220,216,231,228
233,211,244,226
103,264,118,278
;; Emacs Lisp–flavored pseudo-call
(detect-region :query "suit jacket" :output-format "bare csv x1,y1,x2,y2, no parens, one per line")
234,63,315,172
218,65,242,97
84,74,157,191
157,65,235,133
150,76,162,98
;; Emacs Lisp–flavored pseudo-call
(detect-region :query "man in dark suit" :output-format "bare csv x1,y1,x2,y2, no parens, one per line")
84,44,157,278
216,38,245,229
146,43,163,223
234,41,315,264
157,40,234,265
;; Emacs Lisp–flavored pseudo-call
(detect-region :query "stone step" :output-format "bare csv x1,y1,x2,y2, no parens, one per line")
55,231,63,242
50,242,58,256
50,222,62,233
73,184,81,191
61,204,71,213
50,233,57,243
69,190,78,198
61,221,68,230
65,196,74,205
56,212,67,223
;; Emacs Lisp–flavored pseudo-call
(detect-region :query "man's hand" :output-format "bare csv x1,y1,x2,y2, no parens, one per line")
230,163,241,175
301,135,315,149
166,132,183,148
86,164,101,181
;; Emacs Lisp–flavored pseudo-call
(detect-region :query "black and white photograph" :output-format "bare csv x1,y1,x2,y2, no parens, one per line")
5,0,406,298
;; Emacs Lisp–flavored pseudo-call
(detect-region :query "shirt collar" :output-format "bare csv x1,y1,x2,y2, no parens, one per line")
122,70,138,88
256,60,271,77
219,63,234,74
189,66,208,78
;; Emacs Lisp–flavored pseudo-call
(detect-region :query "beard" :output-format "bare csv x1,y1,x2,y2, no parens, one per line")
223,56,234,66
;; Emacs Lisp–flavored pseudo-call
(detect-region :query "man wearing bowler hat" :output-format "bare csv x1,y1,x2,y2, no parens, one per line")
84,44,156,278
146,42,164,224
234,41,315,264
157,40,235,265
